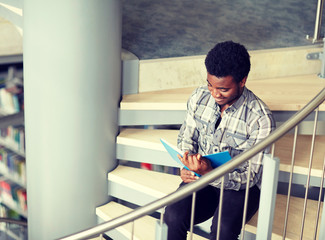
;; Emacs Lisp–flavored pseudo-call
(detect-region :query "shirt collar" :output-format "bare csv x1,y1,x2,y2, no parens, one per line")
224,86,248,113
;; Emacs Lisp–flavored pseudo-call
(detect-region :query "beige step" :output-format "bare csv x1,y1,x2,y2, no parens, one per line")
117,128,325,177
107,165,323,239
246,193,323,239
117,128,179,151
97,201,207,240
108,165,181,199
121,74,325,111
275,134,325,177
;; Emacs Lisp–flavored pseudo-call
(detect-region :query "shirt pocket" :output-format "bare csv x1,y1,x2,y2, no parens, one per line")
224,132,248,149
194,116,209,134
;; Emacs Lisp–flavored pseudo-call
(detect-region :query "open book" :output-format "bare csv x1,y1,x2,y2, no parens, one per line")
160,138,232,177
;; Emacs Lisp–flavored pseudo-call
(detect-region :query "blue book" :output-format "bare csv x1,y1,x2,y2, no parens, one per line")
160,138,232,177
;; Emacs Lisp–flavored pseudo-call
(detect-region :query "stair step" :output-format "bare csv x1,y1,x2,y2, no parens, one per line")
96,201,207,240
275,134,325,177
121,87,194,110
246,193,323,239
117,128,178,151
108,165,181,206
117,128,180,167
117,128,325,177
121,74,325,111
107,166,324,239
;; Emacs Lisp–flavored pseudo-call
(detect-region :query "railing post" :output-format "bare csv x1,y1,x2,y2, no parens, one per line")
318,196,325,239
256,155,280,240
216,176,225,240
306,0,324,43
155,208,168,240
317,154,325,239
155,221,168,240
189,192,197,240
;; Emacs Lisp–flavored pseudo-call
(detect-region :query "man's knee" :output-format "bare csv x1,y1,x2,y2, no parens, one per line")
164,205,182,226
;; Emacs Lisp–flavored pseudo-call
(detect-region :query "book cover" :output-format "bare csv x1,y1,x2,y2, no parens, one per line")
160,138,232,177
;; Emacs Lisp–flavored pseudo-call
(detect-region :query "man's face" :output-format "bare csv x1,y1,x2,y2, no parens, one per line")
207,73,246,107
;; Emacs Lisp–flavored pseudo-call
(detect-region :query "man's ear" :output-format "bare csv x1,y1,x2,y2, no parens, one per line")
240,77,247,88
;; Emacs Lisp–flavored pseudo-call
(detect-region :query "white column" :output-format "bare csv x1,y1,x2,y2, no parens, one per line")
23,0,121,239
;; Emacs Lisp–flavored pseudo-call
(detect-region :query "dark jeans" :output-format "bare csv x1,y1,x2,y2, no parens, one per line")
164,182,260,240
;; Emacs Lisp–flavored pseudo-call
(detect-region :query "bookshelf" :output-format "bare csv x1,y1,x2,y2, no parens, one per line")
0,57,26,238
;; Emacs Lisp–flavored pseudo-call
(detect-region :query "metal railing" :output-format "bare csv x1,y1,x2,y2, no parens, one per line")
0,217,27,240
306,0,324,43
0,218,27,226
60,87,325,240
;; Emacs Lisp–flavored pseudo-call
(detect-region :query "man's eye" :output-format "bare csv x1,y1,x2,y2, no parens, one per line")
220,89,228,92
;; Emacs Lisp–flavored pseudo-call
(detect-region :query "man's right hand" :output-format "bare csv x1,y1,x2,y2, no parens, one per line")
180,168,199,183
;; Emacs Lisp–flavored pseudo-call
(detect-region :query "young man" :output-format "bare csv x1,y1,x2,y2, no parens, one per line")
164,41,276,240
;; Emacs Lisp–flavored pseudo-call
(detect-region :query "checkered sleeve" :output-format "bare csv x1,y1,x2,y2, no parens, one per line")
177,88,201,154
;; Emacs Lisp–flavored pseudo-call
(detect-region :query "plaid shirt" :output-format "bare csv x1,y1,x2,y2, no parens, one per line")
177,86,276,190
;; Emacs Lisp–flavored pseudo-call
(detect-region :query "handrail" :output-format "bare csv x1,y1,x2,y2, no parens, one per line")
60,87,325,240
0,217,27,226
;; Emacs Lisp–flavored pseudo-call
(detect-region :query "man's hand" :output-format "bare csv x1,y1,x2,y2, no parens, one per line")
180,168,199,183
178,151,213,177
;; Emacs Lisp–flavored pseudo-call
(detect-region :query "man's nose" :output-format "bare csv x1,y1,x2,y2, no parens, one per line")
213,88,221,97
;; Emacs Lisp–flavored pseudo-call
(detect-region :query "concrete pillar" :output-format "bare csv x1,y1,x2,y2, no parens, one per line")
23,1,121,239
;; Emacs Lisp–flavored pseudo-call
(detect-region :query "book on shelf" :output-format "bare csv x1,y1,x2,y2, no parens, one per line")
0,180,27,214
0,66,24,116
0,88,20,115
0,125,25,154
0,147,26,185
160,138,232,177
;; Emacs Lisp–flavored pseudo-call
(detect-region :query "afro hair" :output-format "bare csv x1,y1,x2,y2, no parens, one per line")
205,41,251,83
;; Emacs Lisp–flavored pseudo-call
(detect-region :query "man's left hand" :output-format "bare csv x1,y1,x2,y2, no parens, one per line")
178,151,213,176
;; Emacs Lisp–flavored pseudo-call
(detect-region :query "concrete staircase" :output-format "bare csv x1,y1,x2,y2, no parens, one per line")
97,45,325,239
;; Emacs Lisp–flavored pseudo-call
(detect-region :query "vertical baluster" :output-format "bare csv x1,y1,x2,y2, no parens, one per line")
189,192,196,240
256,155,280,240
271,143,275,158
130,220,135,240
317,154,325,239
5,222,8,240
283,126,299,239
216,176,225,240
314,153,325,239
23,225,27,240
240,159,252,240
300,108,319,239
312,0,324,42
156,208,168,240
160,208,165,226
